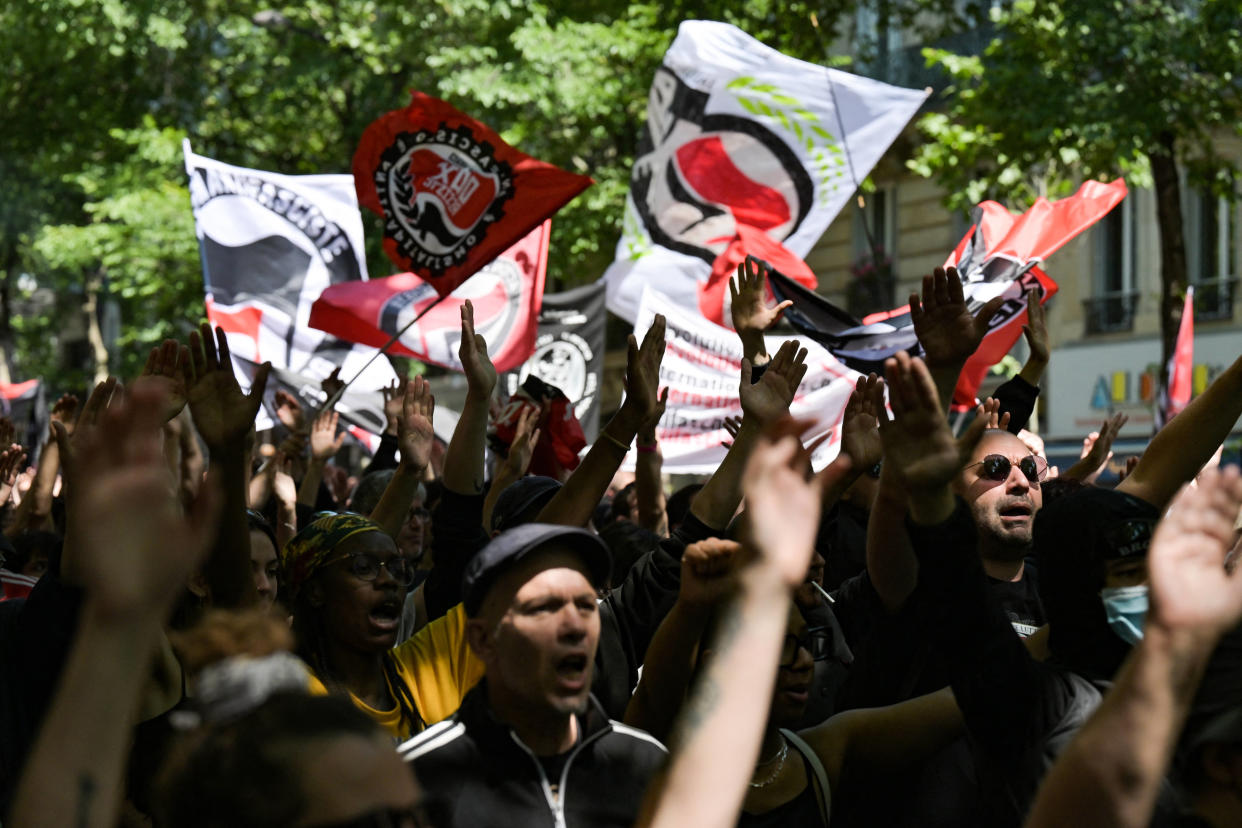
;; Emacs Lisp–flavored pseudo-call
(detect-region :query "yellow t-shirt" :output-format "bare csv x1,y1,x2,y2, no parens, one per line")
307,602,486,741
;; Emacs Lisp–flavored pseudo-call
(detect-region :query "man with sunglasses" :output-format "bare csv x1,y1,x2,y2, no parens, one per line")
953,429,1049,638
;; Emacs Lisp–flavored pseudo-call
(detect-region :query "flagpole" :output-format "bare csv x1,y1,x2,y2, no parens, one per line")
316,291,452,416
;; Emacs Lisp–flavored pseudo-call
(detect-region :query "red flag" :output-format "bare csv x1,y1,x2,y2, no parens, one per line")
353,92,591,296
309,221,549,373
941,179,1128,408
1164,285,1195,420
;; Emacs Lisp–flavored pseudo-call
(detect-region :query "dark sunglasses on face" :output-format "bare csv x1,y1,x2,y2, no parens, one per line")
337,552,417,587
779,626,831,667
966,454,1048,484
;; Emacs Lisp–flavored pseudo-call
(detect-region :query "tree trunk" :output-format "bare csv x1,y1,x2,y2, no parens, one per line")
84,271,110,384
0,256,17,385
1148,137,1187,390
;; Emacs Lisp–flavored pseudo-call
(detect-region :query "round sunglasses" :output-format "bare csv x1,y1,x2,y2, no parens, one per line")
965,454,1048,484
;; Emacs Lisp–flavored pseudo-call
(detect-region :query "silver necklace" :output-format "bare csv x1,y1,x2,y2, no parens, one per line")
749,737,789,788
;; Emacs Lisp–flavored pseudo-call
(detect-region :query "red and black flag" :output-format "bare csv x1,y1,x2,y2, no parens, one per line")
772,179,1128,407
353,93,591,297
309,221,549,374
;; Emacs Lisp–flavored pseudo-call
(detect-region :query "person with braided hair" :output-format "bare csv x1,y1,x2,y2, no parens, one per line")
282,511,482,742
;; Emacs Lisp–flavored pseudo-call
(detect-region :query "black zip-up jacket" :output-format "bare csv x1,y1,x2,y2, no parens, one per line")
425,487,716,719
399,681,667,828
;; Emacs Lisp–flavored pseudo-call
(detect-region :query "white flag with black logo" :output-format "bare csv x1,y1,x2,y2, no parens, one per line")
604,20,929,326
184,141,397,435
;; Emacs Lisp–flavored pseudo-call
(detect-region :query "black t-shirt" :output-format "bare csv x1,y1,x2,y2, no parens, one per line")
986,559,1044,638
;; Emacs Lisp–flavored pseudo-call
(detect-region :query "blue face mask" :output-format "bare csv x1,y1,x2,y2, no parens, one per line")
1100,585,1148,645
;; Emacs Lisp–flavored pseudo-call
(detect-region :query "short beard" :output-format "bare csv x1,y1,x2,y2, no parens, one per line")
978,526,1033,562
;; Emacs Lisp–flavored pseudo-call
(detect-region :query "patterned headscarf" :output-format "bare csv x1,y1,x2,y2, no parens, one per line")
280,512,383,600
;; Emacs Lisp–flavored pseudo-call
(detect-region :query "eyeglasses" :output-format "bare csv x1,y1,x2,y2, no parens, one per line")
779,626,831,667
965,454,1048,484
336,552,417,587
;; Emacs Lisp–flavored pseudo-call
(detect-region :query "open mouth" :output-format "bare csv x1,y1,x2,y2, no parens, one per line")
555,653,590,689
1000,504,1032,519
368,597,403,631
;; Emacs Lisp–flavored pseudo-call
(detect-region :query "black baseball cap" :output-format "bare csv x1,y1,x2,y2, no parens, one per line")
490,476,563,534
462,523,611,617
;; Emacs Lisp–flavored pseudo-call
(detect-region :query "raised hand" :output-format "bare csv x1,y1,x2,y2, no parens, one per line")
730,256,792,361
272,451,297,509
49,393,80,438
739,339,808,427
909,266,1005,367
184,323,271,452
983,396,1012,431
720,415,742,449
273,389,305,434
878,351,986,494
134,339,189,423
321,366,345,402
52,377,119,485
679,538,741,607
397,376,435,471
503,406,541,479
840,373,885,471
459,300,498,400
0,444,27,505
67,381,221,621
1148,466,1242,641
742,422,824,589
1078,412,1129,484
381,379,403,436
308,408,346,462
621,314,668,425
1022,287,1050,366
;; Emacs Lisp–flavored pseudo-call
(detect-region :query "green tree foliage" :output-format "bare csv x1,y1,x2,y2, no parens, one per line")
908,0,1242,374
3,0,972,388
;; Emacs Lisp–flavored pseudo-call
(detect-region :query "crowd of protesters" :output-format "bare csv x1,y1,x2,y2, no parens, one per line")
1,257,1241,828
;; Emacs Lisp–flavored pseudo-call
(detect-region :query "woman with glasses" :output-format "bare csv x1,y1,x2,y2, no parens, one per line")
281,512,484,742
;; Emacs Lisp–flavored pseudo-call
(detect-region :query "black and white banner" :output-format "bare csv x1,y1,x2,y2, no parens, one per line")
504,281,606,440
183,141,397,434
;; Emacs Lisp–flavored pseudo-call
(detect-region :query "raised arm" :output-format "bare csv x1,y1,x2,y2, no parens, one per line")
299,407,344,508
442,299,496,495
634,415,669,537
537,315,667,527
1025,467,1242,828
729,255,792,369
1118,354,1242,510
184,323,270,608
7,394,78,536
1061,413,1128,484
624,538,739,741
9,383,220,828
641,424,824,828
909,266,1005,413
369,377,434,537
687,339,807,530
482,406,539,532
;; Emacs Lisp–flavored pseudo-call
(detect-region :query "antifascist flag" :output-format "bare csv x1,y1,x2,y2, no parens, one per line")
503,280,607,440
309,221,550,374
184,141,398,434
353,92,592,296
772,179,1128,407
604,19,929,325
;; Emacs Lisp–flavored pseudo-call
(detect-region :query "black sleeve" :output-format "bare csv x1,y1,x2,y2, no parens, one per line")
827,569,885,650
906,499,1050,755
593,513,718,715
992,375,1040,435
368,433,400,473
422,488,490,622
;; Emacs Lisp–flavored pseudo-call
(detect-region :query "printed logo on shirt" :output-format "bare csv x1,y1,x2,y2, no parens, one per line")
1011,621,1039,638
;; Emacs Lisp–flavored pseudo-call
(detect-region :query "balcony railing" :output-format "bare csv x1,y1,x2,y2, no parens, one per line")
1084,292,1140,335
1194,278,1237,321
